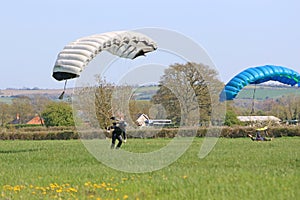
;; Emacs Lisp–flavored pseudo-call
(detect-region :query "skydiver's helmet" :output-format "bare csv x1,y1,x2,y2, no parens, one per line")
110,116,118,124
110,116,120,127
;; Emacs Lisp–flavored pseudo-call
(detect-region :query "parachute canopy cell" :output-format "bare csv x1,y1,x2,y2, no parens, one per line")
52,31,157,81
220,65,300,101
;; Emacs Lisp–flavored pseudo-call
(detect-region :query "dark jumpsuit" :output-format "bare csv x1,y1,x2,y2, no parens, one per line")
111,124,126,149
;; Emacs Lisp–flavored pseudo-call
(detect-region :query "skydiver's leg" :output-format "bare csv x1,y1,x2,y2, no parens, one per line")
111,133,117,149
116,135,123,149
264,137,272,141
247,134,255,141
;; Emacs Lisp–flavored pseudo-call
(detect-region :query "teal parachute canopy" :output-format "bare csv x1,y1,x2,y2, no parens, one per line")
220,65,300,101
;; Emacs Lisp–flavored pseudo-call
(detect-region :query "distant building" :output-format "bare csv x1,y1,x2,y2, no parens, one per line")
237,116,281,125
8,114,44,125
145,119,172,127
136,113,172,127
8,113,21,124
26,114,44,125
136,113,150,126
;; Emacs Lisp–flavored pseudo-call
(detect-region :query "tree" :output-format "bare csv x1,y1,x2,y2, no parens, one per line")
74,76,135,129
42,102,74,127
0,102,11,126
224,107,241,126
152,62,223,126
271,95,300,120
111,84,135,125
94,77,115,129
11,96,34,124
30,95,51,126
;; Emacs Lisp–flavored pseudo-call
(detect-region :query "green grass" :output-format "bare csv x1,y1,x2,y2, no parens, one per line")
0,137,299,199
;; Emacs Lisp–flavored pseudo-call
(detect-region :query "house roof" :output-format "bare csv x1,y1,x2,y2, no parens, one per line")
8,118,21,124
26,115,44,125
8,113,20,124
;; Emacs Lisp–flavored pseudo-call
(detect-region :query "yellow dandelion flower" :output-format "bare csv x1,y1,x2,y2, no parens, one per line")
50,183,59,190
56,189,63,193
13,185,21,192
68,188,78,193
123,194,129,199
182,175,188,179
114,189,118,192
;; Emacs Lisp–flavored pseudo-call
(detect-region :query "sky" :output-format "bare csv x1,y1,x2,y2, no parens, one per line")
0,0,299,89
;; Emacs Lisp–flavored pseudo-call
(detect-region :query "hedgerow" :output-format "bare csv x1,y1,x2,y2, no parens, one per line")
0,126,299,140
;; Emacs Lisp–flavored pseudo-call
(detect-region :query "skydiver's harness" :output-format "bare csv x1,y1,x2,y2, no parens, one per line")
254,126,269,140
58,80,68,100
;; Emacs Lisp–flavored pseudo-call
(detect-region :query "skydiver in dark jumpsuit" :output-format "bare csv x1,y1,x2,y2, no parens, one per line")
110,122,126,149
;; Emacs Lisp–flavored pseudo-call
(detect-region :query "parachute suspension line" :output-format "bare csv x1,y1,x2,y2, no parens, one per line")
250,84,257,114
58,80,68,100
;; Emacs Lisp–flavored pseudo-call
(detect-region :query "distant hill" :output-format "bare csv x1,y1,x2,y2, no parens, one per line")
0,86,157,103
236,85,300,100
0,88,73,103
1,84,298,104
0,88,74,96
133,84,299,101
132,86,159,100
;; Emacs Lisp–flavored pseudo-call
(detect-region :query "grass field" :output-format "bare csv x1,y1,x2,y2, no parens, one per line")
236,86,300,100
0,137,299,200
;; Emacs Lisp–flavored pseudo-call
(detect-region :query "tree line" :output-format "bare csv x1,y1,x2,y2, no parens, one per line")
0,96,75,127
1,62,299,128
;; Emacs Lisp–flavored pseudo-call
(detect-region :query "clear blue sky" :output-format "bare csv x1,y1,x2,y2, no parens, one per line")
0,0,299,89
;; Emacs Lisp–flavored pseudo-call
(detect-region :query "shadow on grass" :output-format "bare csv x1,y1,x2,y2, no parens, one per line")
0,148,42,154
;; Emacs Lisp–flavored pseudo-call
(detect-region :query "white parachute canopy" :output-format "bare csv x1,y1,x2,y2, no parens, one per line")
53,30,158,81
